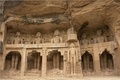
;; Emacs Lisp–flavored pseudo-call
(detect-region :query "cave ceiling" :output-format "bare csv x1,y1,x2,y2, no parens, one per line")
3,0,120,33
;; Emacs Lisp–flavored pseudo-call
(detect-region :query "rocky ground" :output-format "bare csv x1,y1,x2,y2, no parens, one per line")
1,76,120,80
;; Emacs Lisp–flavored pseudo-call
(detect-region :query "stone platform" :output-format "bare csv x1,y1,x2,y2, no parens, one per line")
1,76,120,80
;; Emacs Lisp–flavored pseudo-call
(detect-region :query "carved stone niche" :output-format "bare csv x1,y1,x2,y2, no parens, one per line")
34,32,43,44
66,27,77,42
51,30,62,43
7,32,14,44
14,31,23,44
80,33,89,45
95,29,105,43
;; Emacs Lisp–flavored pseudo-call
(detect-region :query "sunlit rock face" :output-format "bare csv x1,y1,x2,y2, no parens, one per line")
1,0,120,79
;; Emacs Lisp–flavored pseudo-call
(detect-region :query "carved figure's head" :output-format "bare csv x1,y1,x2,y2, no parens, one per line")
54,30,60,36
97,30,102,36
36,32,42,38
82,33,86,38
16,31,21,37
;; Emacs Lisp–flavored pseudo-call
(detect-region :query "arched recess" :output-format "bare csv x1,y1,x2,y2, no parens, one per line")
81,51,94,72
47,50,63,71
100,50,114,71
27,50,42,70
4,51,21,70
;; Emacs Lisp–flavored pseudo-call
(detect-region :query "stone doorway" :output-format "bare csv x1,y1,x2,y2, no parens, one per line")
4,51,21,70
47,50,63,76
81,51,94,73
100,50,114,71
26,50,42,76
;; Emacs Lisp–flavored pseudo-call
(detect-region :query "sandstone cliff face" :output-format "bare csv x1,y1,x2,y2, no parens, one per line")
3,0,120,32
1,0,120,76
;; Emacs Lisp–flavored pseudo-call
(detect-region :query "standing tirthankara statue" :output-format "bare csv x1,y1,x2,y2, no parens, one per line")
80,33,89,45
95,30,105,43
14,31,23,44
34,32,43,44
67,43,81,74
51,30,62,43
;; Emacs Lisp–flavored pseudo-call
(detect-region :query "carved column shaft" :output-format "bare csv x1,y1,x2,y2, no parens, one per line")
103,53,107,69
108,59,112,69
56,54,59,69
37,56,40,70
42,48,47,77
73,56,76,74
63,51,67,75
15,55,18,70
20,48,26,76
93,46,101,75
53,55,56,69
83,55,87,70
71,57,74,74
87,54,89,70
11,54,15,69
34,55,37,69
100,56,103,70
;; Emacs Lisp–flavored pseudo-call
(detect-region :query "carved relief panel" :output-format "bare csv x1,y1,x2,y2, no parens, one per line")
79,28,114,45
6,29,68,44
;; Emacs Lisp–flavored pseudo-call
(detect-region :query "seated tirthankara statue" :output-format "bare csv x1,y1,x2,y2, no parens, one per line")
25,34,31,44
80,33,89,45
51,30,62,43
89,37,94,44
7,33,14,44
13,31,23,44
95,30,105,43
34,32,43,44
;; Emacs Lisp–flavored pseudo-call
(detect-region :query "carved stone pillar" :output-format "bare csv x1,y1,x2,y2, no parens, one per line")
108,59,112,69
15,54,18,70
34,55,37,69
11,54,15,69
103,53,107,70
20,48,26,76
93,46,101,75
37,56,40,70
100,56,103,70
63,60,67,74
87,54,89,70
56,54,59,69
53,55,56,69
74,56,76,74
71,56,74,74
83,55,87,70
42,48,47,77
